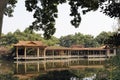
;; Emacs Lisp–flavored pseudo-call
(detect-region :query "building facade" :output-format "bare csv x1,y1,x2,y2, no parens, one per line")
14,41,116,60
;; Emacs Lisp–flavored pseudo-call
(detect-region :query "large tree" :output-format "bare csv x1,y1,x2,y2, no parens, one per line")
59,33,98,47
1,0,120,39
95,31,113,45
0,0,17,37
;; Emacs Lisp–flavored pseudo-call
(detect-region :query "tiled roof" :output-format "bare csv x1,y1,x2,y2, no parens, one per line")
46,46,70,50
71,45,108,50
71,47,106,50
13,41,47,47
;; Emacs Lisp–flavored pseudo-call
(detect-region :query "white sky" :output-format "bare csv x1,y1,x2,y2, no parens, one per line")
3,1,117,38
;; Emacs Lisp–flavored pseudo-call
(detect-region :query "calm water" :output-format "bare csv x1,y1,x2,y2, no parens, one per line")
0,59,108,80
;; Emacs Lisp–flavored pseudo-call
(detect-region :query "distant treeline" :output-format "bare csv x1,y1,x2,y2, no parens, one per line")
0,28,114,48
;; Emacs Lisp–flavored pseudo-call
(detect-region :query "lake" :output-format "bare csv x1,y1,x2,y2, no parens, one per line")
0,59,108,80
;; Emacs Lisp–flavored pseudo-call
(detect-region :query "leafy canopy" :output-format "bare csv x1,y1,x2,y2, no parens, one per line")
4,0,17,17
6,0,120,38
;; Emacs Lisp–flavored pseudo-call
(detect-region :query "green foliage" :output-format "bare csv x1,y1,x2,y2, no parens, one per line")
25,0,99,38
0,29,114,48
4,0,17,17
13,28,43,41
100,0,120,18
104,54,120,79
105,32,120,47
59,32,99,47
33,70,78,80
82,34,98,47
59,35,74,47
0,28,59,46
43,36,59,46
25,0,60,39
95,31,113,46
95,69,109,80
24,0,120,38
2,0,120,39
0,32,18,46
0,73,18,80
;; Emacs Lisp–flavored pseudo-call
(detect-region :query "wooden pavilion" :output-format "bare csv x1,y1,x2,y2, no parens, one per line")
14,41,116,60
13,41,47,60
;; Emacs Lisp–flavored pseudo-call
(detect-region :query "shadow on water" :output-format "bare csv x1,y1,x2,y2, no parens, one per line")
0,59,108,80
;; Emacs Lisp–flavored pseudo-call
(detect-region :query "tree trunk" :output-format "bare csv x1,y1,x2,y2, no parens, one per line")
0,0,8,37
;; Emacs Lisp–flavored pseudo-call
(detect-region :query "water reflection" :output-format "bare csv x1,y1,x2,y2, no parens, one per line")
14,59,104,74
0,60,18,80
0,59,106,80
0,60,14,74
13,59,105,79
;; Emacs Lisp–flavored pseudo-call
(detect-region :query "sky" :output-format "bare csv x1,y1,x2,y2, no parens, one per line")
2,1,118,38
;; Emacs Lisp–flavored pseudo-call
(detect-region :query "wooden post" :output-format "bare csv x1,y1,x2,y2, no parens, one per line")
44,48,46,60
53,50,54,60
70,50,71,58
68,50,69,58
77,50,79,59
24,47,26,59
37,47,39,59
107,49,110,58
16,46,18,61
88,50,89,59
113,49,116,56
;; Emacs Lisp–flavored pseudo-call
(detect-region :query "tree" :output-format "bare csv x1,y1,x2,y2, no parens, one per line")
59,33,98,47
59,35,74,47
84,34,99,47
0,32,18,46
0,27,59,46
107,32,120,47
24,0,120,39
1,0,120,39
43,36,59,46
24,0,100,39
0,0,17,36
95,31,113,45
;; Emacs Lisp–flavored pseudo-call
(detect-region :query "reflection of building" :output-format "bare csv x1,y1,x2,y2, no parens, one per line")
14,59,104,74
14,41,116,60
14,59,104,79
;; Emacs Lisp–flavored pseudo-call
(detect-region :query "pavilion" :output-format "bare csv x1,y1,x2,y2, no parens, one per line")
13,41,47,60
14,41,116,60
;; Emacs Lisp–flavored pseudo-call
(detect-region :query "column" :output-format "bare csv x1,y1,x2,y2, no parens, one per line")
69,50,71,58
100,50,101,57
44,48,46,60
88,50,89,59
24,47,26,59
37,47,39,59
113,48,116,56
77,50,79,59
16,46,18,60
107,49,110,58
53,50,54,60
